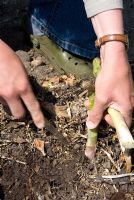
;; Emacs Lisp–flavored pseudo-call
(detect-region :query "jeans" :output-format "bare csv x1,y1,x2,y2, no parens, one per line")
28,0,99,59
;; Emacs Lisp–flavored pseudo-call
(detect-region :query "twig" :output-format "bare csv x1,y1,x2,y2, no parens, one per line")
77,133,87,139
101,148,121,172
0,139,12,143
101,173,134,179
79,90,88,98
1,155,26,165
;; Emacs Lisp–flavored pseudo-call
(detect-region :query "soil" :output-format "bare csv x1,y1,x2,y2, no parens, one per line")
1,44,134,200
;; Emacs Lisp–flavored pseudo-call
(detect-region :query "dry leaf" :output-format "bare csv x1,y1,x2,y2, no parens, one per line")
60,75,68,81
60,74,75,86
49,76,60,84
65,78,75,86
34,165,40,173
120,153,132,173
42,80,52,89
125,155,132,173
41,102,69,118
55,105,69,118
34,138,46,156
64,75,75,86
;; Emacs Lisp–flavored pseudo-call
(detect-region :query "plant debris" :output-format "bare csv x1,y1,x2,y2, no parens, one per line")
33,138,46,156
1,48,134,200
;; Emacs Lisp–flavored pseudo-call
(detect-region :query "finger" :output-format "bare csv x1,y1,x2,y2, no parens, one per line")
121,111,132,128
4,97,25,118
86,98,107,129
131,94,134,107
84,98,89,109
21,86,45,129
104,114,114,127
109,105,132,128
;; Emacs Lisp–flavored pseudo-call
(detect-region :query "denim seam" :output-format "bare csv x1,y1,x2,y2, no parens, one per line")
32,17,99,58
43,0,91,54
32,16,98,53
47,30,99,59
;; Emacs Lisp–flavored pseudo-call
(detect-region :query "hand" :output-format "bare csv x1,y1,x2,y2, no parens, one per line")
0,40,45,128
86,42,134,128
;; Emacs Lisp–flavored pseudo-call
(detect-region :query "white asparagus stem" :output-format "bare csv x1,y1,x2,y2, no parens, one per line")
108,107,134,151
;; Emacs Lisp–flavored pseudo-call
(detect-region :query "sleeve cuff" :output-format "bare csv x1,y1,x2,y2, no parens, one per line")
83,0,123,18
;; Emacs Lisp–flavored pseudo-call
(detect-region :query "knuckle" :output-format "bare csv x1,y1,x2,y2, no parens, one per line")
14,111,25,119
96,95,107,106
93,113,102,122
88,110,101,121
4,88,15,99
125,103,133,114
128,106,133,113
19,80,29,93
15,108,25,119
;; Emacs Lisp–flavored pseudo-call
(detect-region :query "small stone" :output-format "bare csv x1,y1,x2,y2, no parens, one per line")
74,143,81,150
81,80,91,89
31,57,43,67
103,161,111,169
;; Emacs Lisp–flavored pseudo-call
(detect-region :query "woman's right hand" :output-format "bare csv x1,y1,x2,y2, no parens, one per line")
86,42,134,129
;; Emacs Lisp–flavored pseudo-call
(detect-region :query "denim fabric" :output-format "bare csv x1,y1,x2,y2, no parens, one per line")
28,0,99,59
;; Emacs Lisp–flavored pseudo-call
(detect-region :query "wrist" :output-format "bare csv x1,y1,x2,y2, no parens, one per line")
100,41,129,71
101,41,126,53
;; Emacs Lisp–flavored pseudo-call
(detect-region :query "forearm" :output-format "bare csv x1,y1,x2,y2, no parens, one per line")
83,0,124,42
84,2,134,130
91,9,128,69
91,9,124,38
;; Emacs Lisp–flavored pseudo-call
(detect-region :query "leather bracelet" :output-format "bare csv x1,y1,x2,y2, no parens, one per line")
95,34,129,49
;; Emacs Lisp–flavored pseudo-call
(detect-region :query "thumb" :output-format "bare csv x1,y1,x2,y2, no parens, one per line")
86,98,107,129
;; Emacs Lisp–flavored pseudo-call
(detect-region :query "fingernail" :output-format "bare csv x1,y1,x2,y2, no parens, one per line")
36,120,45,129
86,121,96,129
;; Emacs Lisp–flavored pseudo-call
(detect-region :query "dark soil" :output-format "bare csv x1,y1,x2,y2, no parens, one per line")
1,47,134,200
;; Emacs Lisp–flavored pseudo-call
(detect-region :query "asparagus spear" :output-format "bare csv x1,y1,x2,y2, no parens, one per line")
108,108,134,151
85,58,101,159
